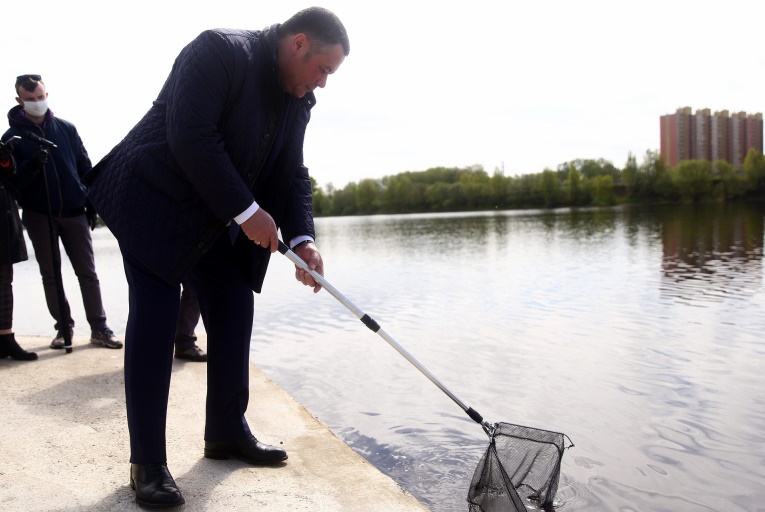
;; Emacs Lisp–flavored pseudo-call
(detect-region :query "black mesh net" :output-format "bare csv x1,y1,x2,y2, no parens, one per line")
467,422,571,512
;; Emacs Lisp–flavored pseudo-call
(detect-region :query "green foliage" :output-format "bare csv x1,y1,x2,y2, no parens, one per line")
332,182,358,215
355,179,380,214
713,160,747,201
591,175,616,206
670,160,713,202
626,149,663,199
557,158,620,181
539,169,561,208
566,164,582,206
622,152,638,189
743,148,765,192
312,149,765,217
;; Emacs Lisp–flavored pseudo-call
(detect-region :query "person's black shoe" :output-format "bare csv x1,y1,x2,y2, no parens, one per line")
130,463,185,509
49,326,73,349
90,326,123,349
174,344,207,362
204,434,288,465
0,333,38,361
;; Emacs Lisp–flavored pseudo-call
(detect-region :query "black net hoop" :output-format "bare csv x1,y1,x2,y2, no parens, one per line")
468,422,573,512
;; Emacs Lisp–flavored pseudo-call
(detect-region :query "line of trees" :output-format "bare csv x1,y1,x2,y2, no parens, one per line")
312,149,765,217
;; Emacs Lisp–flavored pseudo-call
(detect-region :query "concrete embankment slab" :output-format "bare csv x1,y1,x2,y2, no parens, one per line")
0,335,429,511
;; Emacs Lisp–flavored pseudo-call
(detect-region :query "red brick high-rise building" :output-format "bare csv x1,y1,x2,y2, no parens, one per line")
660,107,763,168
710,110,729,164
744,113,763,166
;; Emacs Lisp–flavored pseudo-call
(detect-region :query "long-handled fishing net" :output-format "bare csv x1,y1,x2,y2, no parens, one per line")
278,241,573,511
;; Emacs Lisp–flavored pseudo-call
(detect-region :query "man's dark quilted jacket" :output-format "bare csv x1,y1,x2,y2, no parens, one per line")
84,24,316,291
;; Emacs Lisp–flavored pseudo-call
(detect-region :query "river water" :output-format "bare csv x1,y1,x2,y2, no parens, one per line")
12,203,765,511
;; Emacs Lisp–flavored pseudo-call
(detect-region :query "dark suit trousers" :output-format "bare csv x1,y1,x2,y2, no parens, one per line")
122,233,254,463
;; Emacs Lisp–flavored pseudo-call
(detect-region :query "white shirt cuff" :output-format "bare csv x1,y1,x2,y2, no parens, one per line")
290,236,314,249
233,201,260,224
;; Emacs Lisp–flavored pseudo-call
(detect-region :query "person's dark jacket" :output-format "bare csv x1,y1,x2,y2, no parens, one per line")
83,25,316,292
3,107,92,217
0,150,28,265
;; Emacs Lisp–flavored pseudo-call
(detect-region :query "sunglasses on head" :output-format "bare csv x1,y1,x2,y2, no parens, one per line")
16,74,42,82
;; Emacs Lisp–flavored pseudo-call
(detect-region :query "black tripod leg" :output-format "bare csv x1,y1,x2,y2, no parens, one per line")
37,147,73,353
47,218,72,353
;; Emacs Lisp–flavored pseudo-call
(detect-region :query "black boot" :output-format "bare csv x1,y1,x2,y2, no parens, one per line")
130,463,184,508
0,333,38,361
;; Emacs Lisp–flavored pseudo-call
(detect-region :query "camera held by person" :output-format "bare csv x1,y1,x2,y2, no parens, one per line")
0,136,20,175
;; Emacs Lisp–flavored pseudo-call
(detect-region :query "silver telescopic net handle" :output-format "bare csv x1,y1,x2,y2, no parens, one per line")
278,241,493,437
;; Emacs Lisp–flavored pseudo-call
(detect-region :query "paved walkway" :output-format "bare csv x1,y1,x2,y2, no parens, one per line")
0,335,429,512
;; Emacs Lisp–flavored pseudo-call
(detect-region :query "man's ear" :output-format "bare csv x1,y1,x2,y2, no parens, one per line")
292,33,308,55
15,97,23,106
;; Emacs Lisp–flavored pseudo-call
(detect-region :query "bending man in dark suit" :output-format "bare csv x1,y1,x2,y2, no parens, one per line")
84,7,349,509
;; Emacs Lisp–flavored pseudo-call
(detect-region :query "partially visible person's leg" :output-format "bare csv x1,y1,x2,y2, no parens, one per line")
174,281,201,350
21,210,72,332
173,281,206,361
190,236,253,441
122,250,179,464
192,236,286,465
0,263,37,360
123,250,184,508
0,263,15,334
58,214,121,348
58,214,107,331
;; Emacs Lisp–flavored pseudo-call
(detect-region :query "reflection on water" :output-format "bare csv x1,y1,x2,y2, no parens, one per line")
11,203,765,512
659,204,764,305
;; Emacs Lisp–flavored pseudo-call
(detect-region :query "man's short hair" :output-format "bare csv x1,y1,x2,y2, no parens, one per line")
279,6,350,56
15,74,44,95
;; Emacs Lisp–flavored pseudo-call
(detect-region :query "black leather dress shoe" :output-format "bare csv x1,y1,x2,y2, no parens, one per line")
204,434,288,465
130,463,185,509
174,345,207,362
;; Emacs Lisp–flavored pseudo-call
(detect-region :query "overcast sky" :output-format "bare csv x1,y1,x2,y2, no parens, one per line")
3,0,763,188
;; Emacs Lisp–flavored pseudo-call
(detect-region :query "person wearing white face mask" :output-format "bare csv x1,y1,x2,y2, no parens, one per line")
2,74,122,352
